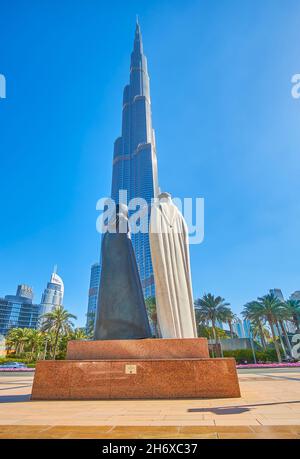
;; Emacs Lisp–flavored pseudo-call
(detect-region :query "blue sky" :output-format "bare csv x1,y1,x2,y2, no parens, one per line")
0,0,300,327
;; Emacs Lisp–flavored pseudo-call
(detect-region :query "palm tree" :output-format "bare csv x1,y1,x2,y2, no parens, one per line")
242,303,269,350
194,294,231,346
222,309,237,338
5,328,31,355
275,307,293,357
250,320,270,349
197,324,228,340
40,331,51,360
26,329,44,361
69,328,88,340
40,306,77,359
283,299,300,332
242,293,284,362
145,296,158,337
5,328,20,354
53,328,88,359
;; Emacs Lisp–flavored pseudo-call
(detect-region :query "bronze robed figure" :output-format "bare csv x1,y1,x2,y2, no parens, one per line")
94,204,151,340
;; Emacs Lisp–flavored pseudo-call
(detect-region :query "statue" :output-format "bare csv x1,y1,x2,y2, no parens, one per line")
94,204,152,340
149,192,197,339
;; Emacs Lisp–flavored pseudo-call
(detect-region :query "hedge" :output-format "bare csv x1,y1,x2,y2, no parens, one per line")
223,348,282,363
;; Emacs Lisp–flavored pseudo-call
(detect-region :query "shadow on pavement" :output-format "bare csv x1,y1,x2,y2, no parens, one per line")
188,399,300,415
0,394,31,403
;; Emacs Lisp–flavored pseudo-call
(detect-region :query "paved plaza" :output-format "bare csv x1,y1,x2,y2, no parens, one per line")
0,368,299,438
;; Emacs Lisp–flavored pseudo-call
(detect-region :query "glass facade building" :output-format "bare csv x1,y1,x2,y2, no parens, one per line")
39,268,64,317
0,285,40,336
110,21,159,298
86,262,101,331
232,318,251,339
270,288,284,302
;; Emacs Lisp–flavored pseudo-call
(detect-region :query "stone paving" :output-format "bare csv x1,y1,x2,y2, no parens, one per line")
0,369,299,438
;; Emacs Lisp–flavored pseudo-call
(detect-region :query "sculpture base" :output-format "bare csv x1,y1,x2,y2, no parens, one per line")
31,339,241,400
66,337,210,360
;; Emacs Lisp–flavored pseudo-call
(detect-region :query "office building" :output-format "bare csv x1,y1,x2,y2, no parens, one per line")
0,285,40,336
86,262,101,331
39,267,64,317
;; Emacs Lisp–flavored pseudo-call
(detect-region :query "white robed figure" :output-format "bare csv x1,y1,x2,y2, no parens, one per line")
149,192,197,339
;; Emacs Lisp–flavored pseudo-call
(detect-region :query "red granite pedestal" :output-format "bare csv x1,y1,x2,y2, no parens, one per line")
31,338,241,400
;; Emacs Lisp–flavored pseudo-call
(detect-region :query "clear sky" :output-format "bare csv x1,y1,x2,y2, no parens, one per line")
0,0,299,327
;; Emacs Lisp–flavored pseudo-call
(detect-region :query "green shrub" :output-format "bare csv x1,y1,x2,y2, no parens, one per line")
223,349,253,363
223,348,282,363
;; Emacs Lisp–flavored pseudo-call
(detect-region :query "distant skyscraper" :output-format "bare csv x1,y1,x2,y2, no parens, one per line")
15,284,34,301
39,267,64,317
290,291,300,301
242,318,252,338
232,318,251,339
233,319,244,338
270,288,284,301
0,285,40,336
86,262,101,331
110,20,159,298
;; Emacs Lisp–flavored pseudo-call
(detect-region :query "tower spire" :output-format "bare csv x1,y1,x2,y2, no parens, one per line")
133,16,143,55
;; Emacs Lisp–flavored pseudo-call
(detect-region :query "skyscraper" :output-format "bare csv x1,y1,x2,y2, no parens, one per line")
86,262,101,331
290,291,300,301
39,267,64,317
232,318,251,339
110,20,159,298
0,285,40,336
270,288,284,301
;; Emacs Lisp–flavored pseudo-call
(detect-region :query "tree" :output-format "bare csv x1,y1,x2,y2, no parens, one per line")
26,329,44,361
242,293,284,362
40,306,77,359
222,309,237,338
69,328,88,340
283,299,300,332
194,294,231,345
275,307,293,357
242,302,269,350
197,325,228,340
5,327,31,355
250,320,270,350
145,296,158,337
